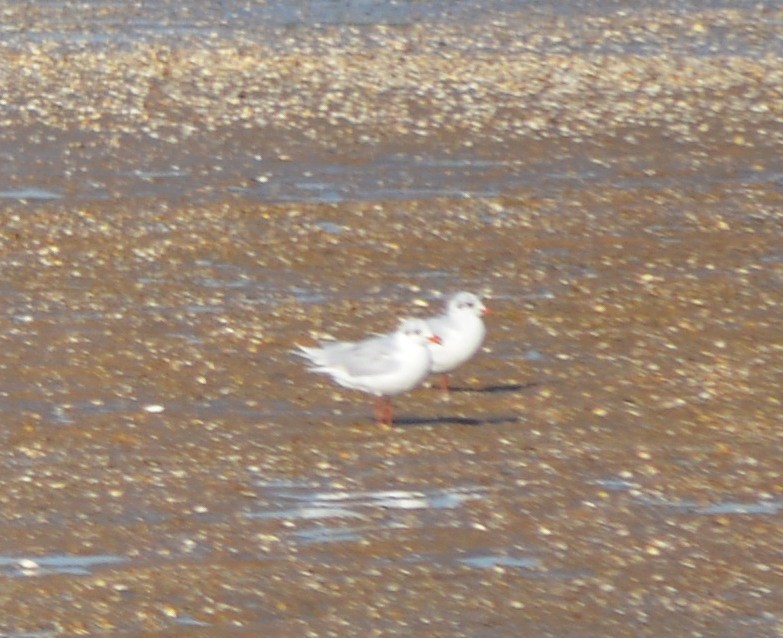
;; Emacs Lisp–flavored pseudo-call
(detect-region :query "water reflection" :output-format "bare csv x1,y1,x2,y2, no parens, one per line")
0,554,128,577
248,479,489,548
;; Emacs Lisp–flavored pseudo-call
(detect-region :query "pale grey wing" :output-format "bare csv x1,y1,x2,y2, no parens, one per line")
315,340,356,365
296,341,354,366
426,313,453,337
330,335,399,377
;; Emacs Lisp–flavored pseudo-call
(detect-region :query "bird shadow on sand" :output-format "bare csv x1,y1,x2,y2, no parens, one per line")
442,380,541,394
393,414,524,428
393,380,540,427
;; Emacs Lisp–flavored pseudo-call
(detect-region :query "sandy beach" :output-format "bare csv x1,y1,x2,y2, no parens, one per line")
1,1,782,636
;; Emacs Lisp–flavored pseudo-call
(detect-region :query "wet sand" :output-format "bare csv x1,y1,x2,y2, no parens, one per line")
1,2,783,636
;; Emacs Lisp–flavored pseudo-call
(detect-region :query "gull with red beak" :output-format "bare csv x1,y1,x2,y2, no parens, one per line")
424,291,489,393
296,318,442,426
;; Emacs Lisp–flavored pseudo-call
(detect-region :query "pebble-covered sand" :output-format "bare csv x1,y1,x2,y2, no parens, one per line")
1,1,782,636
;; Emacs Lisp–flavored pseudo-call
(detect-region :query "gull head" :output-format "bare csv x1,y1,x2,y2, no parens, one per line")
398,317,442,345
448,291,489,317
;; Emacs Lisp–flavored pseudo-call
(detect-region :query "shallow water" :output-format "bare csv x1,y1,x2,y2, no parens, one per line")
0,554,128,577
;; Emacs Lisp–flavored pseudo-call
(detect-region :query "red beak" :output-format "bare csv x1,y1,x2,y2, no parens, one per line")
429,335,442,344
481,307,492,316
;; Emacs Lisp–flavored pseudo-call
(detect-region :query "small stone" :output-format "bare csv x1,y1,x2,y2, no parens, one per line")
161,605,178,618
143,404,165,413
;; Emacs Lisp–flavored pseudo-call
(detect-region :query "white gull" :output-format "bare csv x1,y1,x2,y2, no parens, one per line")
297,317,441,426
424,291,489,393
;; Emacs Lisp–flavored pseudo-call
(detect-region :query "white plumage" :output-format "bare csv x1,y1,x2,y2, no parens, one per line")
424,292,488,392
296,317,441,425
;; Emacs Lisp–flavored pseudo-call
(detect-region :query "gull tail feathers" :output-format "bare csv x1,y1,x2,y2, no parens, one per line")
293,344,326,365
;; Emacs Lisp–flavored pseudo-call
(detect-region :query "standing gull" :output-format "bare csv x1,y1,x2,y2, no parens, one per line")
424,291,489,393
296,318,441,426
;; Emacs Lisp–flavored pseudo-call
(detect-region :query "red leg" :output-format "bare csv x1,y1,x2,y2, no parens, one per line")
384,399,394,427
440,373,450,394
374,397,393,427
